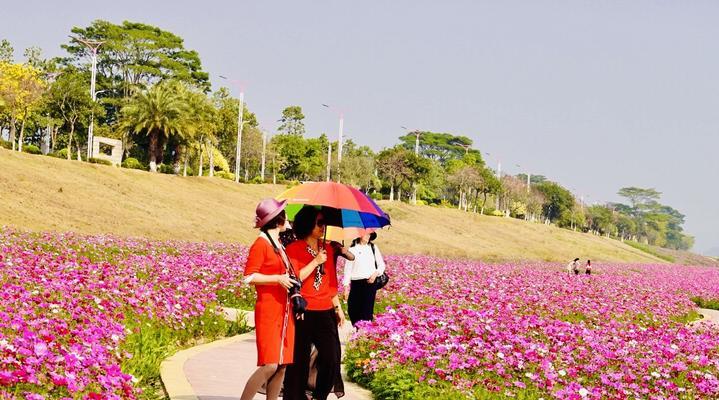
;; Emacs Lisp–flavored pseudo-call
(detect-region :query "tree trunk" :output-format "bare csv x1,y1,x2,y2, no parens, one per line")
67,122,75,160
183,151,188,177
173,144,183,175
398,187,403,202
18,108,28,152
208,141,214,177
148,130,159,172
9,116,17,151
76,142,82,161
389,185,395,201
197,144,204,176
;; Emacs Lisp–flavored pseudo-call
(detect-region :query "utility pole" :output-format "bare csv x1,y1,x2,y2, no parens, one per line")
220,76,245,183
326,136,332,182
75,37,103,161
338,113,344,163
261,130,267,181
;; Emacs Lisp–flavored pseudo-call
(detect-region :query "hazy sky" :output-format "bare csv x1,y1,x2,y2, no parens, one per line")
3,1,718,253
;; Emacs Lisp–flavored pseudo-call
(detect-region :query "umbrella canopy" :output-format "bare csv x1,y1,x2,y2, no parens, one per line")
277,182,390,242
278,181,383,219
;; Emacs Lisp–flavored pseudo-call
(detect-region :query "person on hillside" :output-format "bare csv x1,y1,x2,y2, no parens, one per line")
585,259,592,275
566,258,580,275
283,206,352,400
343,232,386,326
239,199,302,400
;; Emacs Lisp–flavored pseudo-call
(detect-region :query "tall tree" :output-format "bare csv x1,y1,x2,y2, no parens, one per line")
120,81,190,172
46,69,97,159
0,62,45,151
277,106,305,136
399,131,483,165
0,40,14,63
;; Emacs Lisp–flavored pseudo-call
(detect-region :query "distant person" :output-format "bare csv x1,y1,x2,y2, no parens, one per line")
585,260,592,275
343,232,386,326
240,199,300,400
566,258,580,275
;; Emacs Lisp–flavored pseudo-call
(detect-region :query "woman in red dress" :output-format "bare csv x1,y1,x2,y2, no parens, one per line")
283,206,354,400
240,198,306,400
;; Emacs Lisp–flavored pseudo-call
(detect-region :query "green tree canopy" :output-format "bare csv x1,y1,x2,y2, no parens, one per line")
278,105,305,136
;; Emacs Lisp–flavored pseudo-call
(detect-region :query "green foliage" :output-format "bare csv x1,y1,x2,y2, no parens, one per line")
63,20,210,94
214,170,235,181
0,39,13,63
534,181,575,226
121,307,250,399
690,297,719,311
88,157,113,166
624,241,676,262
122,157,146,170
398,131,483,166
1,139,13,149
157,163,175,174
277,105,305,136
21,144,42,154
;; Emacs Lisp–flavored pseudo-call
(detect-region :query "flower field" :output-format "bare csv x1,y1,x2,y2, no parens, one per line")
2,228,719,400
0,229,252,399
345,256,719,399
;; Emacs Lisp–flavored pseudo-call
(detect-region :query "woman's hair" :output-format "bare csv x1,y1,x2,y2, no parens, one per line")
261,210,286,230
293,206,321,239
587,260,591,265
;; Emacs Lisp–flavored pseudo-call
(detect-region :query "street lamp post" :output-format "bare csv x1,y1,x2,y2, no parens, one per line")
326,137,332,182
402,126,423,204
322,104,346,182
220,76,245,183
75,37,103,160
260,129,268,181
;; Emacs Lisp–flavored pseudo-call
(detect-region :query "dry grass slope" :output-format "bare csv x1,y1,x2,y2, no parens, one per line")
1,149,710,265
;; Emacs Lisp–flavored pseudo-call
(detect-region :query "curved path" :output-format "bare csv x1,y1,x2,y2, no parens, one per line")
161,308,372,400
692,308,719,328
161,306,719,400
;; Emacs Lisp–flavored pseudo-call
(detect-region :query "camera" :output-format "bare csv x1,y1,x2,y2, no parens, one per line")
288,279,307,318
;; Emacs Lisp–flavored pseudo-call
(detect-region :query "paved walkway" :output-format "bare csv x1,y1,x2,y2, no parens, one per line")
693,308,719,328
161,309,372,400
162,307,719,400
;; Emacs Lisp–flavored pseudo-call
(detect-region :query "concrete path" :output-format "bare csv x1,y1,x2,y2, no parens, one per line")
161,309,372,400
693,308,719,328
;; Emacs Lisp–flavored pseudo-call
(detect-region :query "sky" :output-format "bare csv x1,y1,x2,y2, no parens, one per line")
3,0,718,254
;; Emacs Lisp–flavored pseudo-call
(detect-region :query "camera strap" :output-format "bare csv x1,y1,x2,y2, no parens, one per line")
261,229,298,278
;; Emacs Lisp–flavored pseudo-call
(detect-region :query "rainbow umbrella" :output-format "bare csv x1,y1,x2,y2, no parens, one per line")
277,181,390,241
278,181,384,219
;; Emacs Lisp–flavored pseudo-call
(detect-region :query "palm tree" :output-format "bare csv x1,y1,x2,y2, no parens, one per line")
121,81,189,172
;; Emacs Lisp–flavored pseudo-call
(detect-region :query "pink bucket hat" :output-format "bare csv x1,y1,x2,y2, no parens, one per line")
254,198,288,229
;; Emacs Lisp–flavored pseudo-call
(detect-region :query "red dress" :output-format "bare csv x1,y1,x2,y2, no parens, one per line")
286,240,338,311
244,237,295,365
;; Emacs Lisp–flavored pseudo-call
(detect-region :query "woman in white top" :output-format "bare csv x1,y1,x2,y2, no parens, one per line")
343,232,386,326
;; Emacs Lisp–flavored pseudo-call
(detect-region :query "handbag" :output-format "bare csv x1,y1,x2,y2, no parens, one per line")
369,243,389,290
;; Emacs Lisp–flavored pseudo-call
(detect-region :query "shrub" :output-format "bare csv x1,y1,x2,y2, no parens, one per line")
214,170,235,181
55,148,69,159
0,139,13,149
369,192,383,201
121,157,146,170
89,157,113,166
22,144,42,154
490,209,505,217
250,176,265,184
158,163,176,174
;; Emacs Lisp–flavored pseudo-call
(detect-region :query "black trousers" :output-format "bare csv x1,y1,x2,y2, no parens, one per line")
283,309,344,400
347,279,377,326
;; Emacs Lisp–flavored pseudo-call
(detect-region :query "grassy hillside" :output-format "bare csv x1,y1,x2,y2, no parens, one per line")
1,149,713,265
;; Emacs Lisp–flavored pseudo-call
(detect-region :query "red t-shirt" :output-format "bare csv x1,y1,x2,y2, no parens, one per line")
285,240,338,311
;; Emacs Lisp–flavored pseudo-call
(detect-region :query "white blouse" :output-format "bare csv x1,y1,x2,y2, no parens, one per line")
342,243,386,287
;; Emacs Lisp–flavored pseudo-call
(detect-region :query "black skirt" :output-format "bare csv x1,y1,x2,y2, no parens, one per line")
283,309,344,400
347,279,378,326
